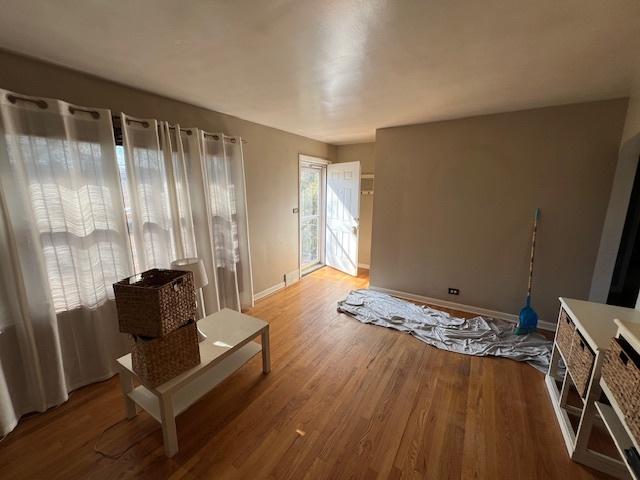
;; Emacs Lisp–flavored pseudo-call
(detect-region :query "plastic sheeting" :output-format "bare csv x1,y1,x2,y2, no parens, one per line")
337,289,553,372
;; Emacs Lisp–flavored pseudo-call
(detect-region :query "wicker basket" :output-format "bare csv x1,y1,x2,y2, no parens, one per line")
567,330,595,398
132,320,201,387
602,336,640,443
556,308,575,360
114,269,197,337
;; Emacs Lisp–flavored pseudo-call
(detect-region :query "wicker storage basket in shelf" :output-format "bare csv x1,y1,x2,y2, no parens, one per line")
556,308,575,360
132,320,201,388
114,269,197,337
602,336,640,444
567,330,595,398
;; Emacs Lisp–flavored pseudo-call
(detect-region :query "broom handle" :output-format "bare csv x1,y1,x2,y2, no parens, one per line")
527,208,541,297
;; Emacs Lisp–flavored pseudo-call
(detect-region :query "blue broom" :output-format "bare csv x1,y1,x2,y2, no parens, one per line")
515,208,541,335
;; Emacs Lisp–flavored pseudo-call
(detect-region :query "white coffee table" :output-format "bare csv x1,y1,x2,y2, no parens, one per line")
116,308,270,457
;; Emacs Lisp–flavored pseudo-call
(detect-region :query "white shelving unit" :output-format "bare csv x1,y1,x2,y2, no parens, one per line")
596,388,638,480
595,318,640,480
546,298,637,479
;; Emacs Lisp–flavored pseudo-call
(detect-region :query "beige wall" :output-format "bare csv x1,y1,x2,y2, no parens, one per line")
623,76,640,144
371,100,628,323
335,143,375,266
335,142,376,172
0,50,335,295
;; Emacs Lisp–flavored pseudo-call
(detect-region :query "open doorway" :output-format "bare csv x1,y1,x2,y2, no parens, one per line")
299,155,328,275
608,154,640,307
298,155,361,277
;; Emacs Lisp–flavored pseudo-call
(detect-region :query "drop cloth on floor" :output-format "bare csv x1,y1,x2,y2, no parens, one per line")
337,289,553,373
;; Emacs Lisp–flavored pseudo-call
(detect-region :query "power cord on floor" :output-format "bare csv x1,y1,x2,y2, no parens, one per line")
94,417,158,460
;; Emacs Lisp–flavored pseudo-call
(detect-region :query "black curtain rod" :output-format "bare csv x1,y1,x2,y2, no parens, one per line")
111,114,246,143
6,92,247,144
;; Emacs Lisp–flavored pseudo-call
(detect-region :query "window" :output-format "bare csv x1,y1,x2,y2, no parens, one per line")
7,132,130,313
116,144,140,272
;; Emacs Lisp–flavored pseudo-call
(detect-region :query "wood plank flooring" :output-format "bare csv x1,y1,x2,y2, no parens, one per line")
0,267,613,479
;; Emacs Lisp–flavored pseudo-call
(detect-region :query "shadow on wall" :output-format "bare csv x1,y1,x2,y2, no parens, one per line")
590,132,640,305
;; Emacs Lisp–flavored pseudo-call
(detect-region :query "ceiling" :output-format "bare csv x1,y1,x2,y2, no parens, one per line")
0,0,638,144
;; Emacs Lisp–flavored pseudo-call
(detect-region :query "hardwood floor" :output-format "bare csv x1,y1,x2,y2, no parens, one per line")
0,267,613,479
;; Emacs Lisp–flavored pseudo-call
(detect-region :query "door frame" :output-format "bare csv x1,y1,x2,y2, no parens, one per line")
298,154,330,276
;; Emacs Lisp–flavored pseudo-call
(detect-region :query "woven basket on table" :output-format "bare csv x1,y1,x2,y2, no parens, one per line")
132,320,201,388
602,336,640,444
114,268,197,337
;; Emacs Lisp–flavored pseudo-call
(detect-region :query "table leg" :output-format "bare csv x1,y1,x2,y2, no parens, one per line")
261,326,271,374
118,369,137,419
159,394,178,457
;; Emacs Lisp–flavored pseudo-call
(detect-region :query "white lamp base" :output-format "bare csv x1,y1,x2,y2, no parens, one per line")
194,289,208,342
169,257,210,343
197,325,207,342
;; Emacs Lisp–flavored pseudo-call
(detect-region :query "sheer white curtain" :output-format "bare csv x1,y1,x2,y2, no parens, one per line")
161,123,197,261
180,128,221,314
224,135,253,309
175,129,253,314
119,114,196,272
0,94,253,437
0,90,132,436
199,131,254,311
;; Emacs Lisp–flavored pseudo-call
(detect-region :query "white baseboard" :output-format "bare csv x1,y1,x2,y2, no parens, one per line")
253,282,286,302
285,269,300,286
369,286,556,332
358,263,370,269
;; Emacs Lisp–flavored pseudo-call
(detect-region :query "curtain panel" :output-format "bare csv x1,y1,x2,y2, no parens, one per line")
0,90,132,436
119,114,197,272
175,128,254,314
199,131,253,311
0,89,254,437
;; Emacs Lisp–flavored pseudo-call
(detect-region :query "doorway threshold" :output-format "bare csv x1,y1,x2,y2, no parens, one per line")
301,263,325,277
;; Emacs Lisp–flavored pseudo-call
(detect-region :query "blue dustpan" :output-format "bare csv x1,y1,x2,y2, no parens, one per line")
516,295,538,335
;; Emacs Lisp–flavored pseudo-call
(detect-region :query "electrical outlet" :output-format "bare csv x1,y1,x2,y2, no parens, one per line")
448,288,460,295
285,270,300,286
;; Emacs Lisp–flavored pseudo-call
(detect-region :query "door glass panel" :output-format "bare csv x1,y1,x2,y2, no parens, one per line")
301,169,319,216
301,217,319,266
300,166,321,269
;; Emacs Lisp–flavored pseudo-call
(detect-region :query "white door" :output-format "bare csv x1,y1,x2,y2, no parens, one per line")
326,161,360,276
